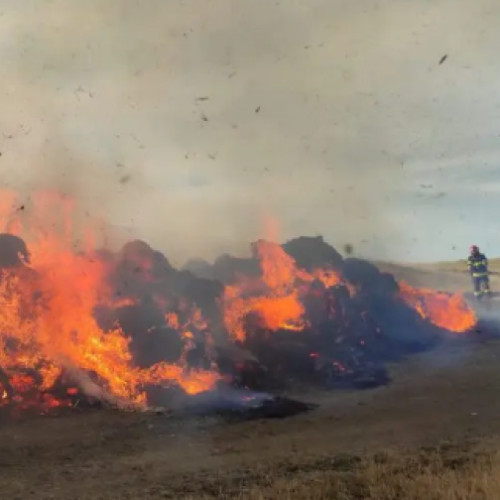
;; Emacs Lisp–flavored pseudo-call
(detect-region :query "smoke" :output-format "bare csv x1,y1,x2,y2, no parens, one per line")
1,1,499,262
62,361,120,407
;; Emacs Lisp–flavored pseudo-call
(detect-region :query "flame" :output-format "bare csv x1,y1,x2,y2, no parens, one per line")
0,190,220,410
165,312,180,330
223,240,477,343
0,189,480,412
398,281,476,333
223,240,342,341
261,213,282,243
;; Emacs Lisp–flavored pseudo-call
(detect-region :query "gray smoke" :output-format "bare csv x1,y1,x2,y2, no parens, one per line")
61,362,119,406
1,0,499,263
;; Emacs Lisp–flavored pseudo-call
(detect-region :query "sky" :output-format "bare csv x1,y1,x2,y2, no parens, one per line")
0,0,500,264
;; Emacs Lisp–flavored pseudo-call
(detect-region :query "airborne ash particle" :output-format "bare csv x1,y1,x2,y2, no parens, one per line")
343,243,354,255
439,54,448,65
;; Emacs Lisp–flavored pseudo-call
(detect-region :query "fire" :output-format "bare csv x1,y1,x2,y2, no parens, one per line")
0,190,220,410
223,286,306,341
223,240,343,341
0,188,480,412
223,240,477,344
398,281,476,333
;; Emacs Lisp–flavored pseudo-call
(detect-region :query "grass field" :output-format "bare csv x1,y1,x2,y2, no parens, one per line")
2,261,500,499
190,445,500,499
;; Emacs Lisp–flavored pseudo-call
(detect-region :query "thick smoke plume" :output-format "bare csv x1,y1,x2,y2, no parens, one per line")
3,0,480,263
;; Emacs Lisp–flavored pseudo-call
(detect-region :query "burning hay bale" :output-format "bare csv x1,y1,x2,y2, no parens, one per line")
0,195,479,415
212,238,476,392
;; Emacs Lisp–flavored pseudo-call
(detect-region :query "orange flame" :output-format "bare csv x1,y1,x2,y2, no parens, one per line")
398,281,477,333
0,190,220,409
223,240,342,341
0,190,480,411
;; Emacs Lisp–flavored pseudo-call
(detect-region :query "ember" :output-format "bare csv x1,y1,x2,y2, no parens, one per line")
0,189,478,413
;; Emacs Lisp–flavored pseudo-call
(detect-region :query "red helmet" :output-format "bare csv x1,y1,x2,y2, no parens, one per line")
470,245,479,253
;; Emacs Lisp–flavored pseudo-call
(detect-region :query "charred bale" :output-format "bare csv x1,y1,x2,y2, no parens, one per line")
0,234,30,268
341,258,398,295
282,236,343,271
182,258,215,280
115,303,183,367
212,253,260,284
168,270,224,324
208,396,317,421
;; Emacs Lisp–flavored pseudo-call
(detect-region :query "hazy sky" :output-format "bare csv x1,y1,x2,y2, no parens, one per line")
1,0,500,263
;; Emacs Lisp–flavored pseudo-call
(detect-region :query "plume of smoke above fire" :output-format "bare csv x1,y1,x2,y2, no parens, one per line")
1,1,499,262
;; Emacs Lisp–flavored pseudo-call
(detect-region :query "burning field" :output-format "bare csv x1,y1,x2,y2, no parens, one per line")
0,190,478,416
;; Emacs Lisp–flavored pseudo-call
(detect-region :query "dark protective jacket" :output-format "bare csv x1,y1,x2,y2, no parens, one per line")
468,252,488,277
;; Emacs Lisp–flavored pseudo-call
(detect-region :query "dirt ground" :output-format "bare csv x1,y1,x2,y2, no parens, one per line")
2,264,500,499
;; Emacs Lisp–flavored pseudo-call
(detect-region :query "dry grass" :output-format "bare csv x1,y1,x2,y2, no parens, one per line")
374,258,500,293
377,258,500,278
186,443,500,500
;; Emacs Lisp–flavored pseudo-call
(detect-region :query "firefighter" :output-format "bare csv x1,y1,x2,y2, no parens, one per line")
467,245,491,298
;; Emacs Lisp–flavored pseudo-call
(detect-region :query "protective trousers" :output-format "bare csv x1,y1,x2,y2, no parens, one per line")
472,275,490,297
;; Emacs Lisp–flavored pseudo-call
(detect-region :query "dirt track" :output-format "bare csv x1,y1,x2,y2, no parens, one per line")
2,265,500,499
